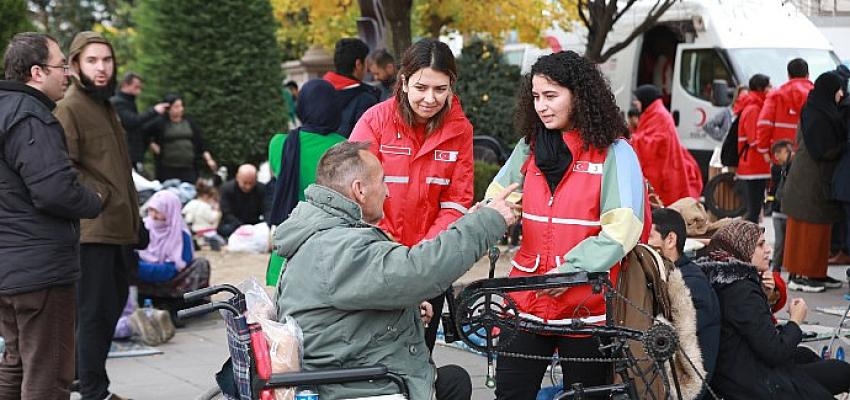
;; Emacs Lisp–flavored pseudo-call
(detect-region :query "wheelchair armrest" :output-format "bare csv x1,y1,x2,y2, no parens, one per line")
267,365,388,386
265,364,408,396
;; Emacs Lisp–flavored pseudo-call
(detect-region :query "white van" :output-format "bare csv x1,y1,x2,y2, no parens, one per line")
506,0,842,178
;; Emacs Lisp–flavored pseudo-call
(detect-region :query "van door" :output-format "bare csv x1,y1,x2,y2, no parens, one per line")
671,44,735,153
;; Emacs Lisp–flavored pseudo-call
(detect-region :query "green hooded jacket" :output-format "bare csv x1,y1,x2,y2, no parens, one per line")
274,184,506,399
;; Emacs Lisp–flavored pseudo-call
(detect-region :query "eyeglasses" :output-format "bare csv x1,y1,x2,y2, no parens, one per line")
41,63,70,73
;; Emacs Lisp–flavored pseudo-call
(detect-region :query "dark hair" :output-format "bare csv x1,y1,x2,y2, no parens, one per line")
285,80,298,90
163,93,181,105
121,71,142,86
516,51,628,150
316,141,372,194
627,108,641,118
748,74,770,92
334,38,370,76
771,139,793,154
787,58,809,79
195,178,218,198
652,208,687,256
368,49,395,68
3,32,56,82
393,39,458,134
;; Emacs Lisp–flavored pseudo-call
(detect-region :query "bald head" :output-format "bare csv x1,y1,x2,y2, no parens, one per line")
235,164,257,193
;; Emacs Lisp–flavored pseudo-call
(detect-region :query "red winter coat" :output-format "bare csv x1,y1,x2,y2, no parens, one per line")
755,78,813,156
736,91,771,179
632,99,703,206
349,97,474,246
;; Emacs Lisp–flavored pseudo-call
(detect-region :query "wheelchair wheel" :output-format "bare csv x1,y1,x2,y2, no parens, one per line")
703,172,746,218
195,385,224,400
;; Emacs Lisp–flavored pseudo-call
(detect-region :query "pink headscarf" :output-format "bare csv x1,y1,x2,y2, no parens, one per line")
139,190,191,270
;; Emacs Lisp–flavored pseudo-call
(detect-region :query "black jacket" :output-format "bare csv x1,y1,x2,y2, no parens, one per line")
696,255,832,400
832,97,850,203
336,84,379,138
110,91,161,165
676,256,721,389
219,179,266,228
0,81,102,295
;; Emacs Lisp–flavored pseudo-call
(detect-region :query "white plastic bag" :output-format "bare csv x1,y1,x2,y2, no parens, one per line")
227,223,271,253
239,277,303,400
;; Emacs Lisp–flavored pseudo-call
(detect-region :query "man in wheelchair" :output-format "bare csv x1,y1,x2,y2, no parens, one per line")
273,142,518,399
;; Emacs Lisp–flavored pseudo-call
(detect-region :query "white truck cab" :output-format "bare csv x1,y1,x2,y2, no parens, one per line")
507,0,841,180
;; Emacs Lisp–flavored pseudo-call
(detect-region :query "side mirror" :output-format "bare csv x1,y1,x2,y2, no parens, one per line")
711,79,732,107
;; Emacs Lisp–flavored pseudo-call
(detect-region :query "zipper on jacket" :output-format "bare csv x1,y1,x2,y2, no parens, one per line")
548,196,554,207
396,131,401,140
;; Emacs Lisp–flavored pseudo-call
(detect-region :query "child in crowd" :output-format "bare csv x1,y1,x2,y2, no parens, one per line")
768,139,794,273
182,179,225,251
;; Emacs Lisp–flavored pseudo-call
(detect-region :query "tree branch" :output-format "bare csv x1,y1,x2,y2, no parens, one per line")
597,0,676,62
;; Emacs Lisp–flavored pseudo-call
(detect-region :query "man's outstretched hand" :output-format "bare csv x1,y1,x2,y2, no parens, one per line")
484,183,520,226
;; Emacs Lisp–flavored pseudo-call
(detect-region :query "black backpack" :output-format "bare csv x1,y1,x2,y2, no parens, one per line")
720,115,747,167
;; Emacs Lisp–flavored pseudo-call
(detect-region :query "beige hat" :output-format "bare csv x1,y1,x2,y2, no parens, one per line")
68,31,113,63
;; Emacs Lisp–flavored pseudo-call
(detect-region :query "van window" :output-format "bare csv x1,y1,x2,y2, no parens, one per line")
680,49,733,102
727,48,840,88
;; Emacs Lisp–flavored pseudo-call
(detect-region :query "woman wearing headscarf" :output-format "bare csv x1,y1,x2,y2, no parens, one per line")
696,220,850,399
782,71,846,293
266,79,346,285
632,84,703,206
136,190,210,318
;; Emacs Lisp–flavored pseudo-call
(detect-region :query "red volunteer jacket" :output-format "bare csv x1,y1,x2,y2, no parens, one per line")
349,97,474,246
755,78,813,155
736,91,771,179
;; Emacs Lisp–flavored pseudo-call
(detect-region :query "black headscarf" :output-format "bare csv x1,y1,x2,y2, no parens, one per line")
801,71,845,161
270,79,341,225
534,126,572,193
634,84,663,110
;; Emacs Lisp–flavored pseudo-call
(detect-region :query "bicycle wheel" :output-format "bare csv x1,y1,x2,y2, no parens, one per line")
195,385,224,400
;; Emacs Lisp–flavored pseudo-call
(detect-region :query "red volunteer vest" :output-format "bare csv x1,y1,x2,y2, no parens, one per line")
509,132,620,323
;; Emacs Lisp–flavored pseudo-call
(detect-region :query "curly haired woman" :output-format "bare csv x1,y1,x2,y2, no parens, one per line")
486,51,649,399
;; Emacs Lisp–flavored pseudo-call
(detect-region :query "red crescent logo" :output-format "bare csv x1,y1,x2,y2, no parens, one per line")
695,108,707,127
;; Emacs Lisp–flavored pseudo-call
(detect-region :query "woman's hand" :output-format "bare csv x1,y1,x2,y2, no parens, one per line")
788,298,808,324
761,271,775,292
150,142,161,155
203,151,218,171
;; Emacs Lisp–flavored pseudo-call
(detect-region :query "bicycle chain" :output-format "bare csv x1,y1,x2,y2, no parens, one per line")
495,349,648,364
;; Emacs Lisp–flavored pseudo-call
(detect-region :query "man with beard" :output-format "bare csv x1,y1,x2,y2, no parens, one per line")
54,31,140,400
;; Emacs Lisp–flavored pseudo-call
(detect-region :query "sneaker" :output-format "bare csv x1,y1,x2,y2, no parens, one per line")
811,276,843,289
788,276,826,293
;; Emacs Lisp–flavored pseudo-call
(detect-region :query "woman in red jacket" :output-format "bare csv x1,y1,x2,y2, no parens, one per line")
486,51,648,399
349,38,474,352
736,74,772,223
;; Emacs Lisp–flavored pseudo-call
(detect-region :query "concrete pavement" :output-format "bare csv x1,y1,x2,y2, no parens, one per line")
85,223,850,399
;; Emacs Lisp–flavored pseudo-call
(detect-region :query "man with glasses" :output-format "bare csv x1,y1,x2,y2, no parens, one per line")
54,31,140,400
0,32,102,400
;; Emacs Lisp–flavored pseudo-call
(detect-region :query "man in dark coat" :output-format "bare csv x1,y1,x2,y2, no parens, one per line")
322,38,379,138
109,72,168,173
217,164,266,238
0,32,102,400
648,208,721,397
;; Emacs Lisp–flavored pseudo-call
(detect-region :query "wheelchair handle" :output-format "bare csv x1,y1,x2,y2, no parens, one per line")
177,301,241,320
182,283,240,302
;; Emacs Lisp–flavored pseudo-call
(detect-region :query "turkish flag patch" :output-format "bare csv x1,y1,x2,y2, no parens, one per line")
573,161,603,174
434,150,458,162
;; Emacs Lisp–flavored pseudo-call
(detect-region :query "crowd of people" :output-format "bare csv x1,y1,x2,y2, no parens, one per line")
2,27,850,400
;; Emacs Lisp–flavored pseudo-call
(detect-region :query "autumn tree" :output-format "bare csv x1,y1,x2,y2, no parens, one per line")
272,0,573,59
572,0,678,63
